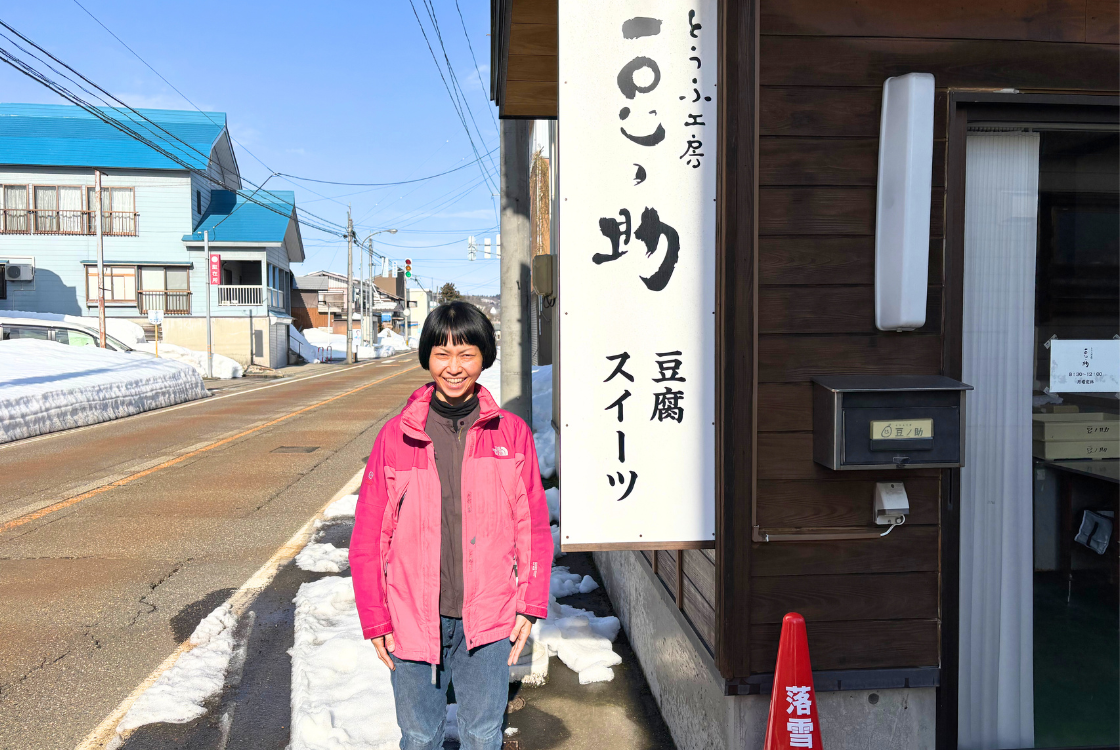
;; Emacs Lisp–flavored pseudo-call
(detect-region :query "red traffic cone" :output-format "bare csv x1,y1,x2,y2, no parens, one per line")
763,612,823,749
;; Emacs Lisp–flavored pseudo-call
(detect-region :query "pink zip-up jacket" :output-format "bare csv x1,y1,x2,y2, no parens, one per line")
349,383,552,663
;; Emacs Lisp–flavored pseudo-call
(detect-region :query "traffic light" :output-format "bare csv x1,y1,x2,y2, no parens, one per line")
404,258,413,278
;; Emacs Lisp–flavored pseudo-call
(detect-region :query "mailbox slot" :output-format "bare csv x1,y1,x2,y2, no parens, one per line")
813,375,972,470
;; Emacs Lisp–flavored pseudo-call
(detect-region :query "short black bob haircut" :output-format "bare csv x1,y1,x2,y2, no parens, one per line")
418,301,497,370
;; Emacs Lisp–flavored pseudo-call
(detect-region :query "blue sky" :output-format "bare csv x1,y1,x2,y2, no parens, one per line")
0,0,502,294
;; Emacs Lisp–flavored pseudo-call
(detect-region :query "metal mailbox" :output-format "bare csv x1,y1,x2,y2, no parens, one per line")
812,375,973,470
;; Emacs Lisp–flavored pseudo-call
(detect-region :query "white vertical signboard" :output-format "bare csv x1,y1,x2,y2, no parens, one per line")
558,1,717,548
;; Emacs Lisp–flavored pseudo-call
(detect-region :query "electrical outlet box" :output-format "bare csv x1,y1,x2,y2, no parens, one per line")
874,482,910,525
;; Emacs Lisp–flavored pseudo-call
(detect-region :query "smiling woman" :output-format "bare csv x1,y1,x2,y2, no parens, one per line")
349,300,552,748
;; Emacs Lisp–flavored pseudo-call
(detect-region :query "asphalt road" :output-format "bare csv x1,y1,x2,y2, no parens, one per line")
0,355,432,750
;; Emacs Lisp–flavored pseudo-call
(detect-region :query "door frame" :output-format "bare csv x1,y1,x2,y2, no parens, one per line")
938,91,1119,750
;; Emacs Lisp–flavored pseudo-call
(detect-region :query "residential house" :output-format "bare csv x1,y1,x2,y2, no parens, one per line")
0,103,302,369
292,270,401,337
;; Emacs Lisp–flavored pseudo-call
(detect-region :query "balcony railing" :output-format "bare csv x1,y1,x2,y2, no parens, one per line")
218,285,263,306
137,290,192,316
0,209,139,236
267,286,285,310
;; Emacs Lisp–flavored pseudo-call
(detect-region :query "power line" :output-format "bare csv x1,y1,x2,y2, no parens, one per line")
406,0,497,196
453,0,497,129
276,146,498,187
0,21,350,237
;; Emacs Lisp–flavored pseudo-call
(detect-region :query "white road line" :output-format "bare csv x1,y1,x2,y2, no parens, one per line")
75,467,367,750
0,353,413,452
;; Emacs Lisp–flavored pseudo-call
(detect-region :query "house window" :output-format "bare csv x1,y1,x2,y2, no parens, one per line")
196,189,202,215
2,185,29,233
86,266,136,304
86,187,136,235
140,266,189,291
30,185,84,233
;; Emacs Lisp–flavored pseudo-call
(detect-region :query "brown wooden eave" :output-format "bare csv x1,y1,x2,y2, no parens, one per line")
491,0,557,119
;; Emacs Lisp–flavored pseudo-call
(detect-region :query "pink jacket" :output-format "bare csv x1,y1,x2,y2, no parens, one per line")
349,383,553,663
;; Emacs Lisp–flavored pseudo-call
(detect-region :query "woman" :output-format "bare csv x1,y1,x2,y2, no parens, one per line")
350,301,553,750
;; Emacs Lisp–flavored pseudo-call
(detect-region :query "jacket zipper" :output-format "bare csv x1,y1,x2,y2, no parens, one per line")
396,490,407,516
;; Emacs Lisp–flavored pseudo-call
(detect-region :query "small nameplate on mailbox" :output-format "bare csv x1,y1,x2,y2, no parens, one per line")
871,419,933,441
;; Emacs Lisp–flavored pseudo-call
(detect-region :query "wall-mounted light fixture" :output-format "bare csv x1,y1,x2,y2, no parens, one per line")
875,72,935,332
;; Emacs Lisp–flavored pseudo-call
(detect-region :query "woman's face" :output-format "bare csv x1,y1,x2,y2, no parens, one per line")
428,338,484,405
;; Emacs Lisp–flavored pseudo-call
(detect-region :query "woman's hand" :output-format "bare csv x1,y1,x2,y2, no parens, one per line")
370,633,396,671
507,615,533,666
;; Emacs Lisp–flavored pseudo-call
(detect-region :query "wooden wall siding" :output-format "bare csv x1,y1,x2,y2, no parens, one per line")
756,477,940,527
503,0,557,118
751,572,938,624
760,138,946,187
655,549,678,602
750,619,940,671
759,237,943,285
760,37,1119,91
744,0,1120,679
758,334,943,383
760,0,1117,43
758,285,942,334
682,549,717,651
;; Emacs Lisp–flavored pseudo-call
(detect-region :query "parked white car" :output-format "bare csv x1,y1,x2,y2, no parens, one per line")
0,317,155,356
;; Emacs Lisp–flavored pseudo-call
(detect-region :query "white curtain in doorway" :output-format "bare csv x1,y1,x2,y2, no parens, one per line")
959,132,1039,750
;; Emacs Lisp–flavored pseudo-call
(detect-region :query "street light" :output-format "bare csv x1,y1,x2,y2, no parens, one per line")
356,228,398,347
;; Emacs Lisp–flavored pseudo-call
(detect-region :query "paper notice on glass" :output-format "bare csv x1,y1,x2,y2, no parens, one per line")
1049,340,1120,393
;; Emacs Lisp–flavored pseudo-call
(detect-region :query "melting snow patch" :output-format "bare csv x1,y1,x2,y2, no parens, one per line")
296,543,350,573
291,576,400,750
550,524,565,561
116,604,238,732
0,339,208,443
534,565,622,684
323,494,358,519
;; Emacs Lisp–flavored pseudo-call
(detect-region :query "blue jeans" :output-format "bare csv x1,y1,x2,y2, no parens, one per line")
390,616,511,750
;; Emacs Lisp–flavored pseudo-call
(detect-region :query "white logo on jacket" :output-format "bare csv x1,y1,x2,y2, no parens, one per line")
492,446,509,457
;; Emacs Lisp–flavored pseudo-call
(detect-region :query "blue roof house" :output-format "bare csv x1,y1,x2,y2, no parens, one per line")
0,103,304,368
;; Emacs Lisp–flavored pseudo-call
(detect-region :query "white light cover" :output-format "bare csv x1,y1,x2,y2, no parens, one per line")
875,72,935,331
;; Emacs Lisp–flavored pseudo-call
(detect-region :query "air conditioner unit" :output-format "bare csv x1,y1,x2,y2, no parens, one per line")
4,263,34,282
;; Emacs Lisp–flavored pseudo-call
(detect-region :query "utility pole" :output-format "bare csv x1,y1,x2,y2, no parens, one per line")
358,235,365,349
204,230,213,377
499,119,533,424
94,169,106,348
346,207,354,364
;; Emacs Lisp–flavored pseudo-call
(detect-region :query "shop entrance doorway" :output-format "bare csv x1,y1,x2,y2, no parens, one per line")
955,106,1118,750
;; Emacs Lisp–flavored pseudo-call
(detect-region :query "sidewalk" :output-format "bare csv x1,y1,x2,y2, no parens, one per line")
114,494,676,750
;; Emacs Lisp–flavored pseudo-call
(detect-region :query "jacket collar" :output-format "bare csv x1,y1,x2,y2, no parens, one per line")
400,382,502,442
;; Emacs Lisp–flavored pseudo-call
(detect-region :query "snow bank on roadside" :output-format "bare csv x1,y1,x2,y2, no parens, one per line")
296,543,350,573
132,342,243,379
291,576,401,750
0,340,208,443
116,605,238,732
301,328,395,361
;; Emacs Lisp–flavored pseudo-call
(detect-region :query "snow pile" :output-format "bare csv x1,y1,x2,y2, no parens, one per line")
544,487,560,523
132,342,243,379
296,543,350,573
475,354,557,478
0,309,145,345
0,340,208,444
117,604,238,732
302,328,393,361
291,576,400,750
290,325,320,363
377,328,416,351
551,525,565,561
533,568,622,684
323,493,359,519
